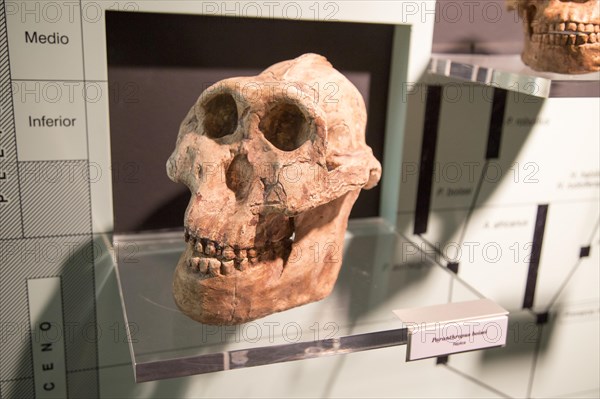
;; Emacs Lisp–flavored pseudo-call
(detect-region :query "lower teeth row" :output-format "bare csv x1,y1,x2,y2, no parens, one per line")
187,256,257,276
184,231,258,261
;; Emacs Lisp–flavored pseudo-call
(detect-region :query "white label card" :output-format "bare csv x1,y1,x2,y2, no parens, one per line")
393,299,509,361
406,315,508,361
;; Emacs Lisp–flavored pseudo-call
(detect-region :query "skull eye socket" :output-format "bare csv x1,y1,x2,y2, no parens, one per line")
259,102,310,151
202,93,238,139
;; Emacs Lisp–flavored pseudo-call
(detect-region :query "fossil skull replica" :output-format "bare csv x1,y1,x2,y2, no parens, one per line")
508,0,599,73
167,54,381,325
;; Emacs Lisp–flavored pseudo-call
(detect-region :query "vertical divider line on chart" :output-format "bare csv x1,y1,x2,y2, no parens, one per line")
485,88,507,160
523,204,549,309
77,1,101,396
60,276,70,398
457,87,508,247
414,85,442,235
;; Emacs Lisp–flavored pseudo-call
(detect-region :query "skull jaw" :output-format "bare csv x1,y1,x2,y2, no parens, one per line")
522,40,600,74
172,190,361,325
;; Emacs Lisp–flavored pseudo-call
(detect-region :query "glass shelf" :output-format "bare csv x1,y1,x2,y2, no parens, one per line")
428,54,600,98
114,218,483,382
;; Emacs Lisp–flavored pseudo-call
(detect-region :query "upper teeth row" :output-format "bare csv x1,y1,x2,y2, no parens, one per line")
532,22,599,34
184,229,259,259
531,32,598,45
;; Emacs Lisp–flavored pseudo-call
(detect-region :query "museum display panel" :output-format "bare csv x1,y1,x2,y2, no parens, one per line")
1,1,598,398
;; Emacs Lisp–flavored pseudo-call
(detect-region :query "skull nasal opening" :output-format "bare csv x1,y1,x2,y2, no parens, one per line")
259,102,311,151
203,93,238,139
226,154,254,201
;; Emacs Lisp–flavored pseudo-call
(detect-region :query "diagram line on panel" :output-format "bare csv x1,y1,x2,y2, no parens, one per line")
78,0,93,233
523,204,549,310
0,376,33,382
0,231,94,242
455,160,489,247
417,234,452,264
413,85,442,235
525,324,545,399
544,258,585,312
60,277,70,398
77,0,101,395
408,233,486,300
449,87,509,306
543,218,599,312
23,280,35,392
455,87,508,249
586,219,599,244
12,78,108,83
442,363,512,399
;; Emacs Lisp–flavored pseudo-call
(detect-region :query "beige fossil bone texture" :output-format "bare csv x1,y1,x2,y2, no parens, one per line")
166,53,381,325
508,0,600,73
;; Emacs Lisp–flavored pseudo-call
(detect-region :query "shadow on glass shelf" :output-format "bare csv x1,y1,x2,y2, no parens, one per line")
112,218,482,382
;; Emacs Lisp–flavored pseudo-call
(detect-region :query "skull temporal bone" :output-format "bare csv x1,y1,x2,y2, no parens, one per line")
167,53,381,325
508,0,600,73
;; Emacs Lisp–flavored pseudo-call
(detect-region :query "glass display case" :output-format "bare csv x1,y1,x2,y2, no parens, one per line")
114,218,484,381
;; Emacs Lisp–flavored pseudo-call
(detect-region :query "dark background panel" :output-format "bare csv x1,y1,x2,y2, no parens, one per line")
432,0,523,54
107,11,394,233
